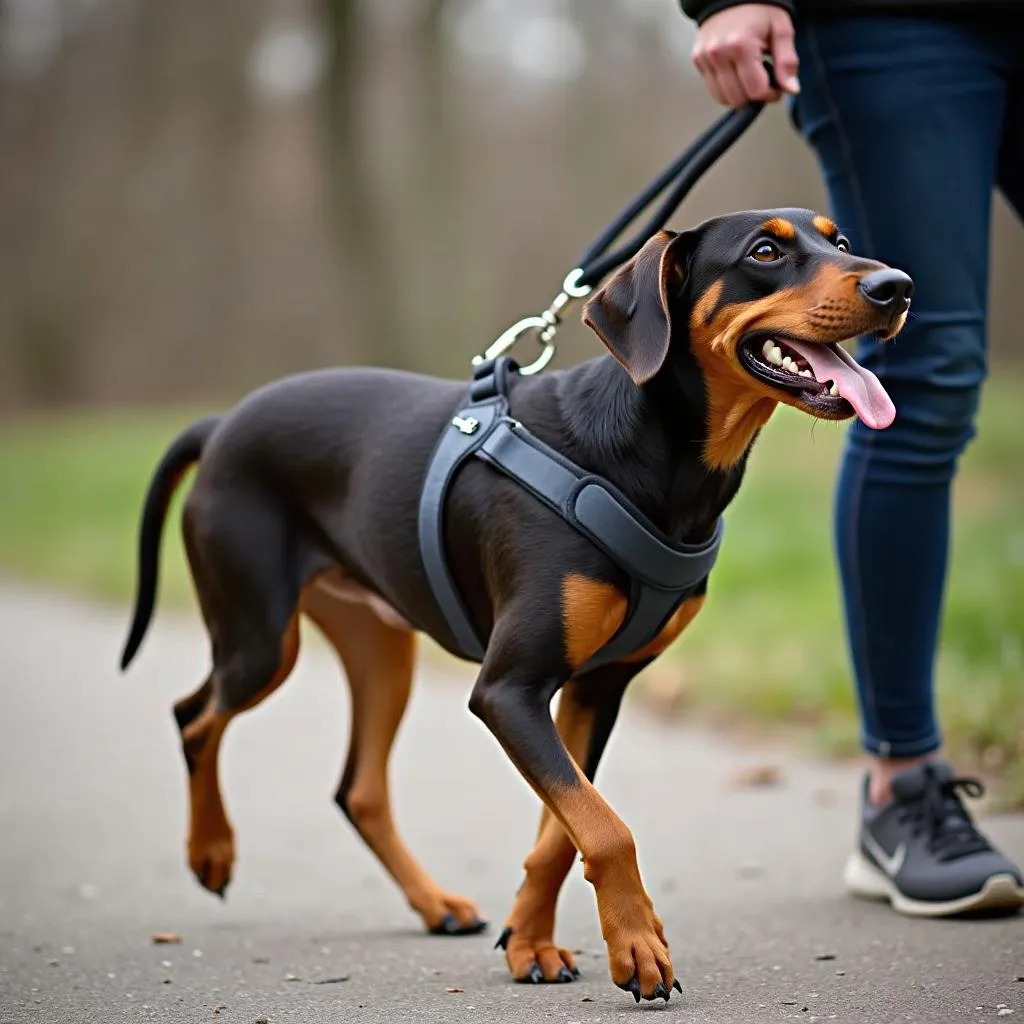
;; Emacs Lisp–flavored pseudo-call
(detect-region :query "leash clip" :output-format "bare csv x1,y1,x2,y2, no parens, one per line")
472,269,592,376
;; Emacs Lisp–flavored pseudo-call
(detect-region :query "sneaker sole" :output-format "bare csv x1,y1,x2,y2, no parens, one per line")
844,850,1024,918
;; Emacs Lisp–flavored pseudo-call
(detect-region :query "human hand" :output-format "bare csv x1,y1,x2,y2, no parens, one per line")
691,4,800,108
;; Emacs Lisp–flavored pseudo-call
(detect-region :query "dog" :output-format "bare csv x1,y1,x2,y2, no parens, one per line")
120,208,911,1003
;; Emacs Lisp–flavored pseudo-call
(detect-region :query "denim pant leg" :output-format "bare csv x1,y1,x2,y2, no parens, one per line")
791,16,1010,757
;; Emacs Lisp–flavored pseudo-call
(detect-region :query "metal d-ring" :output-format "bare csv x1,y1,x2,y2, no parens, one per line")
472,269,593,376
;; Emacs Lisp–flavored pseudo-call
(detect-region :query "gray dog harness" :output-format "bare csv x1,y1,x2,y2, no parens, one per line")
417,357,723,672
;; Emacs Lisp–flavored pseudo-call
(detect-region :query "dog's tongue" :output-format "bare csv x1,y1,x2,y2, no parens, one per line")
783,340,896,429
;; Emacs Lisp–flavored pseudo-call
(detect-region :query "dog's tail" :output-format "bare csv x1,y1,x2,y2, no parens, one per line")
120,415,221,671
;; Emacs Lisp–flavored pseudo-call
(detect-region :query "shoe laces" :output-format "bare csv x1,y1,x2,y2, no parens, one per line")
895,766,991,861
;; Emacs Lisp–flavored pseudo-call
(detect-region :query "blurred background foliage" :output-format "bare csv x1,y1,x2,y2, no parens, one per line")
0,0,1021,801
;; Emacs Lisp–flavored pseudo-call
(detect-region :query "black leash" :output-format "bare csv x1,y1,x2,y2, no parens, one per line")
473,57,777,375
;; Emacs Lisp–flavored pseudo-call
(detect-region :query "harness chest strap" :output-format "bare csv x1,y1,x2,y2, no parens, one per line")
417,357,724,671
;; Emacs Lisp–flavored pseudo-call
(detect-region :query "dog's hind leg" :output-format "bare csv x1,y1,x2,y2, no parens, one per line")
175,616,300,896
301,580,487,936
174,492,302,897
497,668,635,983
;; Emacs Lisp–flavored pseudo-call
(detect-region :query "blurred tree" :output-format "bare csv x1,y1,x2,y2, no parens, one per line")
0,0,1018,412
319,0,405,368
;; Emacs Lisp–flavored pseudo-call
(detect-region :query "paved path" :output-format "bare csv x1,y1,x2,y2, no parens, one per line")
0,583,1021,1023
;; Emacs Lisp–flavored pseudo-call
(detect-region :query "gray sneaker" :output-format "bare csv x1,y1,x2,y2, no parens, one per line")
844,760,1024,917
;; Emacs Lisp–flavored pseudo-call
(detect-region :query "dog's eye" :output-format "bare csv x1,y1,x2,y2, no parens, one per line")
750,241,782,263
836,237,851,253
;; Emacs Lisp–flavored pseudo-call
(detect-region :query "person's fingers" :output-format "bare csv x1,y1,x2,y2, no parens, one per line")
692,6,797,107
769,12,801,93
691,46,727,106
706,41,749,108
708,66,738,107
731,35,774,102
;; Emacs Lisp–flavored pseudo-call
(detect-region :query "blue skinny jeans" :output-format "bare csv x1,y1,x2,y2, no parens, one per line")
791,11,1024,757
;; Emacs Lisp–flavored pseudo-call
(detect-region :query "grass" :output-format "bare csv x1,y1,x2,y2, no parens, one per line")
0,407,214,609
0,375,1021,804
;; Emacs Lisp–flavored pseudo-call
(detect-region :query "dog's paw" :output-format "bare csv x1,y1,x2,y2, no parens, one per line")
423,892,487,936
606,908,678,1002
497,925,580,983
188,834,234,898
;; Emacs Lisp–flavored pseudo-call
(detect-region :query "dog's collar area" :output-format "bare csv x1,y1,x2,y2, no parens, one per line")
418,356,724,670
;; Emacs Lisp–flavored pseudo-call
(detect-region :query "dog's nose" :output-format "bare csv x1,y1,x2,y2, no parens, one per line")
858,268,914,312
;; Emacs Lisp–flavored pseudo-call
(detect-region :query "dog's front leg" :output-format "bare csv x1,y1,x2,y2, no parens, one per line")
496,668,639,985
469,623,678,1003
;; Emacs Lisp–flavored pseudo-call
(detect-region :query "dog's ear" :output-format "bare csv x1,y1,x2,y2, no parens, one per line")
582,229,694,386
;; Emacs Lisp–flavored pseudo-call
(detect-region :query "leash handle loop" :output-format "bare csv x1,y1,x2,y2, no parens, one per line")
471,56,776,372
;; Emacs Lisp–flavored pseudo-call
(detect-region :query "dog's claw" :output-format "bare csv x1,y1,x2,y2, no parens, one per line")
495,926,513,950
558,967,575,983
653,982,670,1002
527,963,543,985
673,978,683,994
214,882,229,900
618,977,641,1003
571,966,581,978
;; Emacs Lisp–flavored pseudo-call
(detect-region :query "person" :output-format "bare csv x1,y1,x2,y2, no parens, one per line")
678,0,1024,916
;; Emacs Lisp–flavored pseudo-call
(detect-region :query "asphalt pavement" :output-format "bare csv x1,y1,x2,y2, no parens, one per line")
1,582,1021,1024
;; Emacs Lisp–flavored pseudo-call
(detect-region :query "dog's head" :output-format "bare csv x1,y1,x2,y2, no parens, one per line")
582,209,912,469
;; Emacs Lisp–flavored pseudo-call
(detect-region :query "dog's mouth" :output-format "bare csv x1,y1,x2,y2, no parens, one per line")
738,333,896,429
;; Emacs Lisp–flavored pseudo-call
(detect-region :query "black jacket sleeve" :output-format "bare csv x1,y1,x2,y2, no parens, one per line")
679,0,795,26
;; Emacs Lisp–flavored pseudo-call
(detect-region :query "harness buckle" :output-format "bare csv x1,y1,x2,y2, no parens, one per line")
471,269,592,376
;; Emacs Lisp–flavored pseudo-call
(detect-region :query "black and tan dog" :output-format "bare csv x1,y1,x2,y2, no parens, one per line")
121,209,911,1003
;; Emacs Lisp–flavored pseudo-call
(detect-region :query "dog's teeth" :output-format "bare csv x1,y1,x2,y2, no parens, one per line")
766,346,783,366
782,356,796,371
762,340,775,358
799,369,813,378
829,383,840,397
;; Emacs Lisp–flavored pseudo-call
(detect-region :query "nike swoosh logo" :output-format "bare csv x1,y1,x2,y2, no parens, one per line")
863,832,907,878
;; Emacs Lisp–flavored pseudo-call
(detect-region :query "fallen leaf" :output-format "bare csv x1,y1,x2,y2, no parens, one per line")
151,933,181,945
581,996,595,1002
446,986,464,994
314,975,350,985
814,953,836,961
729,764,783,789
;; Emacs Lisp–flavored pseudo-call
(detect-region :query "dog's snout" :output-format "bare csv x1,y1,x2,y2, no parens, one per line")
858,268,914,312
